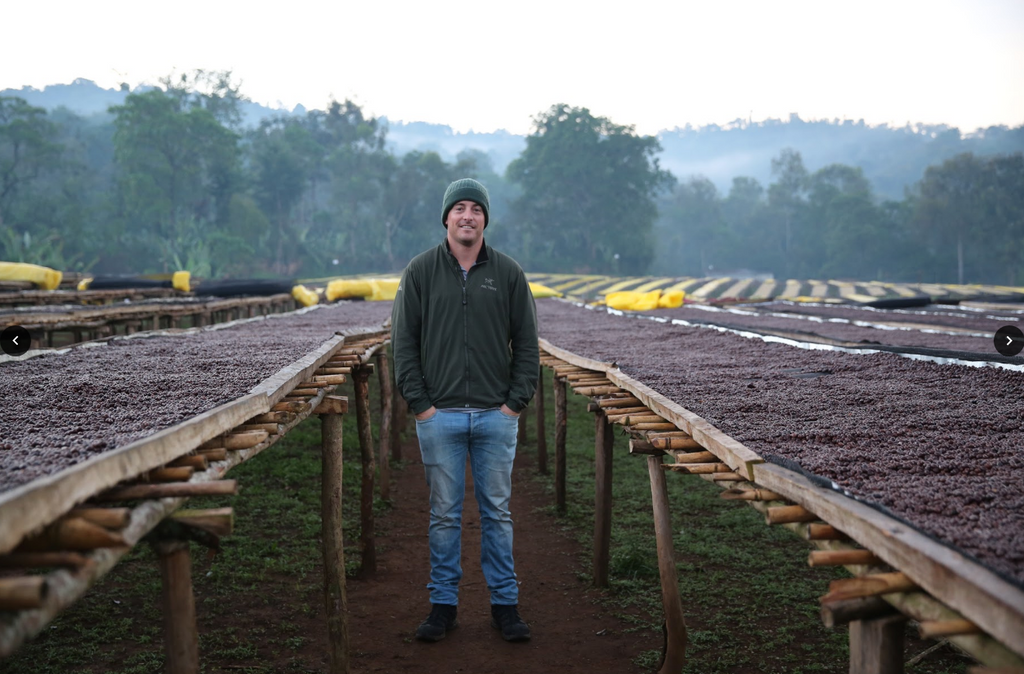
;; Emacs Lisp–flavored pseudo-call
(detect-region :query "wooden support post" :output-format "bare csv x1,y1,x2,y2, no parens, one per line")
320,411,350,674
820,596,898,628
849,614,907,674
0,552,89,569
16,516,125,551
807,523,850,541
518,408,527,445
809,549,882,567
390,383,404,463
354,367,376,575
376,351,392,502
155,540,200,674
170,508,234,537
593,411,613,588
823,572,917,603
536,365,548,475
554,376,567,515
918,619,981,639
647,455,688,674
0,577,48,610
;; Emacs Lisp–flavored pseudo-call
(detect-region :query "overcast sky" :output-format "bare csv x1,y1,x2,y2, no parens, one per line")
4,0,1022,135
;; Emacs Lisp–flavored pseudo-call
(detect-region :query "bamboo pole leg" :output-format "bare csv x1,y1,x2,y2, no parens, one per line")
554,377,567,515
517,410,527,446
390,384,404,463
536,365,548,475
376,351,392,502
354,368,377,575
648,456,688,674
156,540,199,674
849,614,907,674
593,411,613,588
321,413,350,674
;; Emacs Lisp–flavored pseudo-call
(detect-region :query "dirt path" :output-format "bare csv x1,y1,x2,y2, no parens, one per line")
345,435,656,673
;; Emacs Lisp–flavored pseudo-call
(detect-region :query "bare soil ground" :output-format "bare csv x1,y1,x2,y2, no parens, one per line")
342,436,655,674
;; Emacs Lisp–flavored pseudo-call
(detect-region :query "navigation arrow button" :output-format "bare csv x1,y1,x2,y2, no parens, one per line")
1,325,31,357
994,325,1024,357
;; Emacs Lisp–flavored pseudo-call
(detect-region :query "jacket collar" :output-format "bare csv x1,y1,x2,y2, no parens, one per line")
443,238,489,268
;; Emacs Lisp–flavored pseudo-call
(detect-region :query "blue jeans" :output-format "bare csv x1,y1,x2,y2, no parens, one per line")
415,408,520,606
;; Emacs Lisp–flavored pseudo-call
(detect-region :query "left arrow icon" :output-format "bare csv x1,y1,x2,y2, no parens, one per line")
1,325,31,356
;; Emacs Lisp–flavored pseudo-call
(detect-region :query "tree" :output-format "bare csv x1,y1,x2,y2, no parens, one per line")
720,177,772,273
911,153,990,284
984,154,1024,285
380,150,477,271
110,88,241,272
653,177,728,277
507,104,674,274
0,97,62,229
806,164,881,279
249,115,320,275
160,70,247,129
766,149,809,278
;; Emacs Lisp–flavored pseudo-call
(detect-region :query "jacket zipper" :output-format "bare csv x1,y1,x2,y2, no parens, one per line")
462,270,469,405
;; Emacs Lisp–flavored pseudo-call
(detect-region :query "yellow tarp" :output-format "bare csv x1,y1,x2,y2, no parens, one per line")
528,282,562,298
658,290,685,308
368,278,400,301
172,271,191,293
292,284,320,307
325,278,561,302
605,289,685,311
326,277,401,302
327,279,374,301
0,262,62,290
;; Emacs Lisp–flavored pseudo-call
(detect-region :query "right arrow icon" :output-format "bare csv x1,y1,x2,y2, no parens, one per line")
994,325,1024,357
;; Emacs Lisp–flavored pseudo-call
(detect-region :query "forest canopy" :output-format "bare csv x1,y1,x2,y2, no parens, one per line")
1,72,1022,285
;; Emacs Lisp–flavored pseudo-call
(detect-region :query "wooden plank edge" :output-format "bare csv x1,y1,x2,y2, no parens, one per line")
250,325,387,406
605,368,763,480
751,461,1024,661
540,338,1023,663
0,393,268,556
884,591,1024,668
694,473,1023,666
538,338,613,374
0,383,331,658
541,338,761,478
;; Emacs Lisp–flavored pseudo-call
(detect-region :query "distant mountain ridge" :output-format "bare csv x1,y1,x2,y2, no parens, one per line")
4,79,1023,199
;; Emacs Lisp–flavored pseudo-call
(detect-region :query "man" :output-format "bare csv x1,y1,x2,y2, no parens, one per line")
391,178,539,643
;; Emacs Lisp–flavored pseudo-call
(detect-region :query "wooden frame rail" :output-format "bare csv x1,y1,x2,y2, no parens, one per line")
0,287,185,308
537,337,1024,672
0,323,392,674
1,294,297,349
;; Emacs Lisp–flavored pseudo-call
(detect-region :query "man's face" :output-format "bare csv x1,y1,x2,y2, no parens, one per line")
446,200,485,248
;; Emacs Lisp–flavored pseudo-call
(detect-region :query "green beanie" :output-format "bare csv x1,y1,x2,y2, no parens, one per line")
441,178,490,228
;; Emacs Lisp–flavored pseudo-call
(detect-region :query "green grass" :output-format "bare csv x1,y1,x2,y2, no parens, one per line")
528,367,972,674
1,375,386,674
2,365,974,673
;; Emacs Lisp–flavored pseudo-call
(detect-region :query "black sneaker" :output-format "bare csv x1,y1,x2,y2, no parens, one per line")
491,604,531,642
415,603,458,642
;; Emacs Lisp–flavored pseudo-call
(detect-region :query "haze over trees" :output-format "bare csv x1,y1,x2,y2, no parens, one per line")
1,72,1022,285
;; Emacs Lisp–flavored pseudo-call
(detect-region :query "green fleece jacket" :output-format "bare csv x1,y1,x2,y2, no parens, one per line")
391,239,539,415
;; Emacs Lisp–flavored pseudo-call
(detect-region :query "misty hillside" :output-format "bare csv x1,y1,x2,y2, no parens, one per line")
5,79,1022,198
